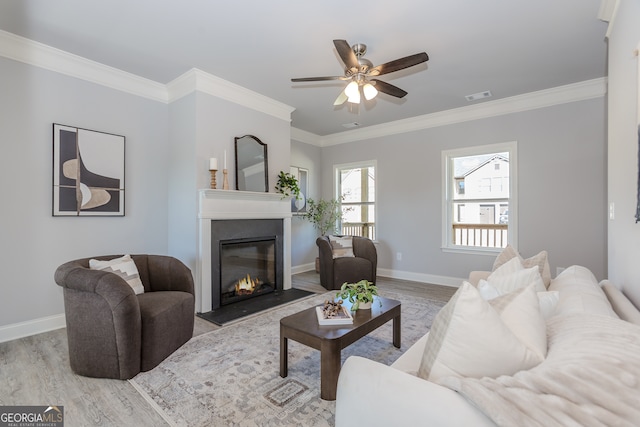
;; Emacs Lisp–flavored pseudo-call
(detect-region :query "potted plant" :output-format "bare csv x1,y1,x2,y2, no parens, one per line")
304,197,353,272
275,171,301,200
303,197,343,236
336,280,381,310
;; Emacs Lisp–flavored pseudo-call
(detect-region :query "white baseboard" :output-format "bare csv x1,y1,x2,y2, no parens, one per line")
1,267,460,344
0,314,66,343
291,262,315,275
376,268,464,288
291,264,464,289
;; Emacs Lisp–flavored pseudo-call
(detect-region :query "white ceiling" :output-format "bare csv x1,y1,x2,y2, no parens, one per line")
0,0,609,136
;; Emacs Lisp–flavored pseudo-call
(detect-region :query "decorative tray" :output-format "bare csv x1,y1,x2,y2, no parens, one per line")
316,301,353,325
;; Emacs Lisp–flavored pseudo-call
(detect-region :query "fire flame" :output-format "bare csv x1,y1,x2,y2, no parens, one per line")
235,274,260,294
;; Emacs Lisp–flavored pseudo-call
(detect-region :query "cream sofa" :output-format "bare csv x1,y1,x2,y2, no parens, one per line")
335,265,640,426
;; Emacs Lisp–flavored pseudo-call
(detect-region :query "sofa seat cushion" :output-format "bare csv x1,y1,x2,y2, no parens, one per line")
137,291,194,371
548,266,618,319
392,333,429,375
333,256,372,284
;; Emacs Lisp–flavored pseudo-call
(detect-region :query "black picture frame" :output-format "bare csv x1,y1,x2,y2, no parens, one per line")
52,123,125,216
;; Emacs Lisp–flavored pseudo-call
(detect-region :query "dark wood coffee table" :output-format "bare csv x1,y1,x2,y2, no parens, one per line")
279,296,401,400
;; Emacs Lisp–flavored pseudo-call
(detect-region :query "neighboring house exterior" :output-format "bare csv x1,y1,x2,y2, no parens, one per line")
454,154,509,225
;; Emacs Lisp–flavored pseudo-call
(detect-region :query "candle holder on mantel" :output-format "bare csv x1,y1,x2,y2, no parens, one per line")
222,169,229,190
209,169,218,189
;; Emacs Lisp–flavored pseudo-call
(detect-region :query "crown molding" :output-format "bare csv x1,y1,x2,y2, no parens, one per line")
166,68,295,122
0,30,294,121
291,127,322,146
0,29,168,102
297,77,607,147
0,29,605,143
598,0,618,22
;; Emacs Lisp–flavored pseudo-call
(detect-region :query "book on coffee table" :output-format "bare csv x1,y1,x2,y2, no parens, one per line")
315,306,353,325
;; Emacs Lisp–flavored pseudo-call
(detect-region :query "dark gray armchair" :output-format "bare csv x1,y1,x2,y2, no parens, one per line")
316,235,377,290
54,254,195,379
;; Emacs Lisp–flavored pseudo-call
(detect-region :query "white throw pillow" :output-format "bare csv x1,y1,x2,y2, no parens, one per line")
488,285,547,360
89,254,145,295
537,291,560,319
490,256,524,277
493,244,552,288
478,280,559,320
417,282,546,383
328,235,355,258
487,263,546,294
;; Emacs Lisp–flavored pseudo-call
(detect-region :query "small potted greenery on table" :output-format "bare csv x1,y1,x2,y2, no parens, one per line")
336,280,381,310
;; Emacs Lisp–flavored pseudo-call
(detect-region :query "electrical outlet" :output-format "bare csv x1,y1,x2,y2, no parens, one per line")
396,252,402,261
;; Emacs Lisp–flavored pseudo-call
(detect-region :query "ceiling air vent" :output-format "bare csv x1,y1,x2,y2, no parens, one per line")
465,91,492,101
342,122,362,129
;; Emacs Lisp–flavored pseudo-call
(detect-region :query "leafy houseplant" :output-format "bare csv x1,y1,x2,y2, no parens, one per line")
275,171,301,200
336,280,381,310
303,197,344,236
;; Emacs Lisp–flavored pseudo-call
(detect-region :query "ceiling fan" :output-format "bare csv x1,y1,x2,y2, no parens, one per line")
291,39,429,105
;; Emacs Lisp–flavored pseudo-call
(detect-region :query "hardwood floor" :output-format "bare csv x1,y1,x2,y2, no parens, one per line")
0,272,456,426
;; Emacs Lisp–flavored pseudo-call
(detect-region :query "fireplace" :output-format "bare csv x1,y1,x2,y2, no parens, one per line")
220,237,276,306
196,189,292,314
210,218,284,310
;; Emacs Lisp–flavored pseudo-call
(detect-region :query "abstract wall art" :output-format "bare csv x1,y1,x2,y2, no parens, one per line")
53,124,125,216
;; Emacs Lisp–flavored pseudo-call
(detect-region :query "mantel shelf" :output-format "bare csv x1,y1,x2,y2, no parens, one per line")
199,189,286,202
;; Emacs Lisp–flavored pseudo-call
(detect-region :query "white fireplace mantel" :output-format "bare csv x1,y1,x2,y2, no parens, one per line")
196,189,292,313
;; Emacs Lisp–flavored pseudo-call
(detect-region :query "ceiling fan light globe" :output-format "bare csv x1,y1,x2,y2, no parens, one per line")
344,81,359,98
347,91,361,104
363,83,378,100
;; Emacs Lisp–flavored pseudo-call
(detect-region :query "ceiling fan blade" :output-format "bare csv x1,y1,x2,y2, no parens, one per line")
369,52,429,76
333,89,348,106
291,76,345,82
371,79,408,98
333,39,359,70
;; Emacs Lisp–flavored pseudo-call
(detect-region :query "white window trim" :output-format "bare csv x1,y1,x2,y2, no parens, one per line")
334,159,377,239
441,141,518,255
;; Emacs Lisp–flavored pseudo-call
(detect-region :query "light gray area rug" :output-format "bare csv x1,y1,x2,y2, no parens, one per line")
130,290,445,427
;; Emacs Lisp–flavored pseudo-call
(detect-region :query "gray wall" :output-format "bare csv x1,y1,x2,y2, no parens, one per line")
168,91,292,272
290,139,322,269
607,0,640,306
0,57,169,326
0,57,292,334
316,97,606,283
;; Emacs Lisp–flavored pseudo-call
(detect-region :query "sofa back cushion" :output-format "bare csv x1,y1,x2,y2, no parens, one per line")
548,266,617,319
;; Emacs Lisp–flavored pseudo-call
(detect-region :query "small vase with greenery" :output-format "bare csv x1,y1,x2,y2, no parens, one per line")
275,171,301,200
336,280,381,310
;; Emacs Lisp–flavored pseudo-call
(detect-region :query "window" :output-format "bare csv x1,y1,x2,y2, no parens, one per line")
442,142,517,252
335,161,376,240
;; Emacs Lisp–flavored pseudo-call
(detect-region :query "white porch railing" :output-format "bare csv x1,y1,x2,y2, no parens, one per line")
342,222,376,240
452,223,508,248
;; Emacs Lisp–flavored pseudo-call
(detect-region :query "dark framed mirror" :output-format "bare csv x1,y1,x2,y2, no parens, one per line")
234,135,268,192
